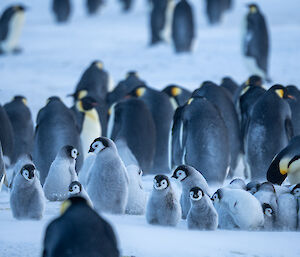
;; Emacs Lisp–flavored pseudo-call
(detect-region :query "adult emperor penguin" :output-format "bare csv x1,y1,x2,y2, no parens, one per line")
125,165,147,215
0,5,26,54
262,203,276,231
0,104,14,164
128,86,174,173
10,164,45,220
193,81,241,177
242,3,270,81
245,85,293,180
68,181,93,207
0,141,8,190
75,96,101,159
86,137,129,214
286,85,300,136
44,146,79,201
42,197,120,257
86,0,104,15
171,0,195,53
52,0,72,23
171,165,210,219
107,98,156,173
212,188,264,230
180,97,230,184
204,0,227,25
150,0,175,45
162,84,191,109
4,96,34,164
220,77,239,100
33,97,83,185
146,175,181,226
267,136,300,185
187,187,218,230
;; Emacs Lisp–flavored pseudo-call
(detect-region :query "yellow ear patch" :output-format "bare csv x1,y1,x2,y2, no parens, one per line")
250,6,257,13
76,101,84,112
187,98,194,105
171,87,182,97
136,87,146,97
22,98,27,106
275,89,284,98
78,90,88,100
96,62,103,70
60,200,71,215
279,158,290,175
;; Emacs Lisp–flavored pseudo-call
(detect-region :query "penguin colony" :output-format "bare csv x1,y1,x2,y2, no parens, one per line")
0,1,300,256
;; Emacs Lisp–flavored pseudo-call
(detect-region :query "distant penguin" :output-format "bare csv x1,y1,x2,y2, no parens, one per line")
43,146,79,201
179,97,230,184
107,98,156,173
205,0,226,25
86,137,129,214
0,141,8,190
10,164,45,220
125,165,147,215
86,0,104,15
120,0,133,12
146,175,181,226
220,77,239,99
171,0,195,53
162,84,191,109
262,203,276,231
52,0,71,23
68,181,93,207
4,96,34,164
253,182,277,212
33,97,83,185
150,0,174,45
171,165,210,219
42,197,120,257
129,86,174,173
245,85,293,180
212,188,264,230
267,136,300,185
107,71,146,106
0,5,26,54
286,85,300,136
193,81,242,177
0,104,14,164
242,4,270,81
187,187,218,230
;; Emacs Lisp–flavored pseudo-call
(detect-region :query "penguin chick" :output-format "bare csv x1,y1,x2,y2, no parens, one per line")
171,165,210,219
78,152,96,188
125,165,147,215
246,181,260,194
146,175,181,226
86,137,129,214
187,187,218,230
253,182,277,213
68,181,93,207
10,164,45,220
228,178,246,190
291,184,300,230
262,203,276,231
276,192,297,231
43,146,79,201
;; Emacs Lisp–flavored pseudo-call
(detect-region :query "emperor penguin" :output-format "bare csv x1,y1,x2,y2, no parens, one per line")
68,181,93,207
119,0,133,12
128,86,174,173
262,203,276,231
0,5,26,54
107,98,156,173
107,71,146,106
162,84,191,109
86,0,104,15
253,182,277,212
171,0,195,53
33,97,83,185
193,81,242,177
204,0,227,25
220,77,239,100
86,137,129,214
267,136,300,185
76,96,101,159
0,141,8,190
187,187,218,230
42,197,120,257
242,4,270,81
4,96,34,164
211,188,264,230
10,164,45,220
245,85,293,180
150,0,175,45
52,0,72,23
43,146,79,201
171,165,210,219
125,165,147,215
286,85,300,136
179,97,230,184
146,175,181,226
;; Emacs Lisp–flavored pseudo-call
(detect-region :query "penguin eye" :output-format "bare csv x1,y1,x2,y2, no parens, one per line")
162,180,167,186
74,185,79,191
24,170,29,177
92,142,100,149
190,192,194,198
71,149,78,159
178,171,182,176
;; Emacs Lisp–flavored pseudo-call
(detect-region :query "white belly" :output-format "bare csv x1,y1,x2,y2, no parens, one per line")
160,0,175,44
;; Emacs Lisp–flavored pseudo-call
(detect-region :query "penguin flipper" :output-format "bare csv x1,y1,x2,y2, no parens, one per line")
285,118,294,141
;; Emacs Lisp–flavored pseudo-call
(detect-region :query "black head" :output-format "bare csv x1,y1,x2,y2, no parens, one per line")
46,96,61,105
80,96,98,111
63,145,79,160
69,181,82,194
246,75,262,87
126,71,138,78
246,181,260,194
262,203,274,217
211,189,222,202
171,165,189,181
14,5,26,12
91,60,103,69
291,184,300,197
163,85,182,97
88,137,110,153
258,182,275,193
247,3,259,13
269,84,289,99
189,187,204,201
13,95,27,105
20,164,35,181
153,175,170,190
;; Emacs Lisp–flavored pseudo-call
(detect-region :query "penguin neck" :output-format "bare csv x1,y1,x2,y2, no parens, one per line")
169,97,179,110
288,171,300,185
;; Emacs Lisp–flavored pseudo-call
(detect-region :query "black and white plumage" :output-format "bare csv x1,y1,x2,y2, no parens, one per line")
119,0,134,12
286,85,300,136
162,84,191,109
10,164,45,220
171,165,210,219
246,181,260,195
86,137,129,214
146,175,181,226
0,141,8,190
42,197,119,257
86,0,104,15
0,5,26,54
220,77,239,99
262,203,276,231
43,146,79,201
68,181,93,207
253,182,277,213
187,187,218,230
242,4,270,81
204,0,228,25
52,0,71,23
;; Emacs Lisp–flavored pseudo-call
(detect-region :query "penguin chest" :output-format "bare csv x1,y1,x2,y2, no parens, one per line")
288,170,300,185
1,12,25,52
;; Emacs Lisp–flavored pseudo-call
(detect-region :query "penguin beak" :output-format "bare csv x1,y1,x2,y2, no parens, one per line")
67,93,75,98
91,102,98,107
288,95,296,100
124,95,131,99
69,189,73,192
279,168,287,175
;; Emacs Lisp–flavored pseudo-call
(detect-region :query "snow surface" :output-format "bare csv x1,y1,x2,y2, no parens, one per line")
0,0,300,256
